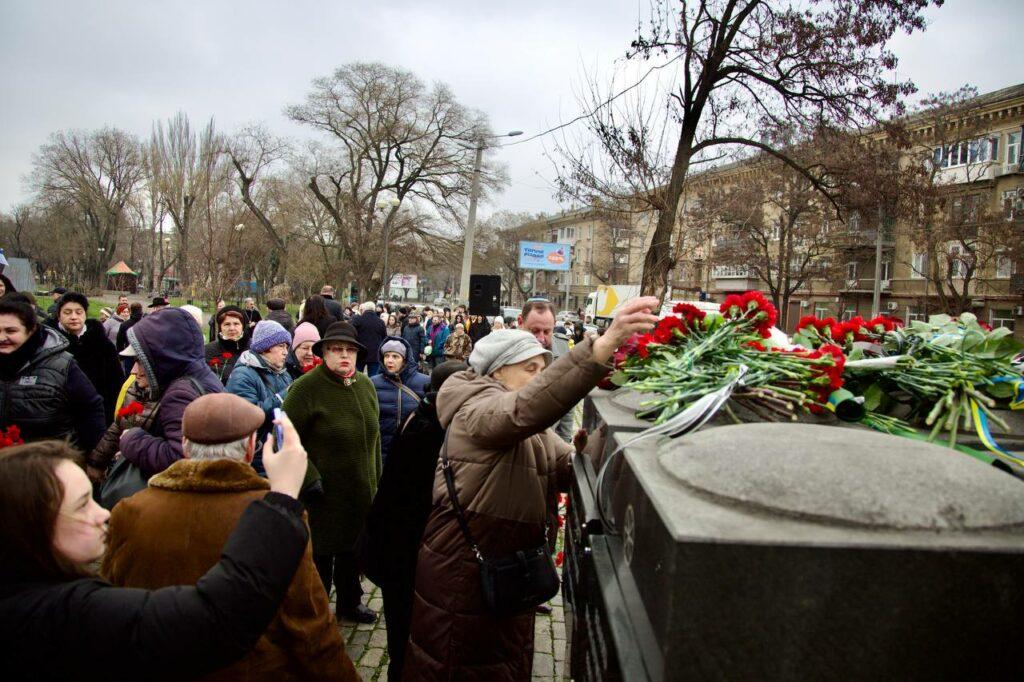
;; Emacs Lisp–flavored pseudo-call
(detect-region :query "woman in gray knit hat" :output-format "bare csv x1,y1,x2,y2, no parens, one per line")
406,296,660,680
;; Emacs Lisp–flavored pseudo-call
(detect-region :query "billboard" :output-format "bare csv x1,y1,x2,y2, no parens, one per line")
518,241,571,271
389,273,418,289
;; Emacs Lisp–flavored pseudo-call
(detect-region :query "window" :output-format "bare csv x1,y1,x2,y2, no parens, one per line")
907,306,928,323
846,262,858,280
841,308,858,322
1004,189,1023,221
847,211,861,232
990,308,1016,332
911,252,927,279
814,304,830,318
713,265,749,278
880,261,891,282
613,252,629,265
1007,131,1021,166
995,254,1014,279
948,244,969,278
935,138,998,168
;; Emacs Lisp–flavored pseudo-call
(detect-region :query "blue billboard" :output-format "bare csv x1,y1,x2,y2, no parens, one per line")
518,241,571,271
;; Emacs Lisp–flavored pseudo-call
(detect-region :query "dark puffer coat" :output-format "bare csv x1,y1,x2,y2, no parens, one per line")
404,339,606,681
371,336,429,460
0,326,105,451
0,493,310,682
54,318,124,424
203,336,248,385
352,311,387,364
120,308,223,477
401,321,427,358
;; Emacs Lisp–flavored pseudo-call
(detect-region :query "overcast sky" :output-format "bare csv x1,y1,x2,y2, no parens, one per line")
1,0,1021,220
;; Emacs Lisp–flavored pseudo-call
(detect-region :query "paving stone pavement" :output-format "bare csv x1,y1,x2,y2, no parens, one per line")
335,544,568,681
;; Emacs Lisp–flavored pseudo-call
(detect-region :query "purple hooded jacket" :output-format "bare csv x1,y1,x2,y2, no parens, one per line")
119,308,223,476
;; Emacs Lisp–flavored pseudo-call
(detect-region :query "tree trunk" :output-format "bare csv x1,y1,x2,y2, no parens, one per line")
640,122,697,298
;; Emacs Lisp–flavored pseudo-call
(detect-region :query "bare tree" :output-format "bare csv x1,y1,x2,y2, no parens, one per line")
225,125,293,286
700,149,842,327
30,128,145,287
286,62,506,299
150,113,222,290
558,0,942,297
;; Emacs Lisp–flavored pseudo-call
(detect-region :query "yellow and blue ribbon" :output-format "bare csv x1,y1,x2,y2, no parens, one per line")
991,376,1024,411
969,398,1024,467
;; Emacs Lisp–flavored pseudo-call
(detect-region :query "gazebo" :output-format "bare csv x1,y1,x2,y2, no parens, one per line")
105,261,139,293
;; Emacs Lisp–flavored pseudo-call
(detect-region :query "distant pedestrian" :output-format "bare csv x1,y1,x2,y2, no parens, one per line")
116,302,144,373
351,301,387,376
370,337,428,462
225,320,294,475
320,284,345,322
50,292,124,425
469,314,491,344
426,315,449,368
241,297,262,333
401,312,427,365
443,322,472,361
204,306,249,384
208,298,226,342
103,297,129,346
286,321,322,380
386,313,401,337
299,294,335,338
265,298,294,334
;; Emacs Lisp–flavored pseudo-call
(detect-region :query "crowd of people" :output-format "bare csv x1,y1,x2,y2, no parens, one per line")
0,277,657,681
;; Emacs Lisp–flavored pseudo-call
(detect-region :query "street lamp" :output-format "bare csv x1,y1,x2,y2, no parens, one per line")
458,130,523,305
378,196,402,299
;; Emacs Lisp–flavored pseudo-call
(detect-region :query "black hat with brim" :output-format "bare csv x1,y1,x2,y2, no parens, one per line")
148,296,169,308
313,321,366,359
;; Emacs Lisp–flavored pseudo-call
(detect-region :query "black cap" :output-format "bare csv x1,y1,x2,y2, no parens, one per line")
51,286,67,295
148,296,169,308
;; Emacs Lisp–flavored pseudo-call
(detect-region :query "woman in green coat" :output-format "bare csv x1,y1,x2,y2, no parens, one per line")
282,321,381,624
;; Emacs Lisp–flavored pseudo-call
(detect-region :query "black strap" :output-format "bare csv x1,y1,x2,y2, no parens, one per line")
388,378,421,433
439,431,485,562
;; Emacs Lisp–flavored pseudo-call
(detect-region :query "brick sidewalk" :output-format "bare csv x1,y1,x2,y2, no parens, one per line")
338,569,567,680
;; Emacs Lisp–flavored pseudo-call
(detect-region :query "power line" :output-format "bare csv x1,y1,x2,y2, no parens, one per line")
496,54,683,148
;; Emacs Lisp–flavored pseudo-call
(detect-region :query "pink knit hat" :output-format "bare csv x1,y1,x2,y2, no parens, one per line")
292,321,321,350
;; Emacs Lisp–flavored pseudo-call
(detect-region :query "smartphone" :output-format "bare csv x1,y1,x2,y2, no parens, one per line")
272,408,285,452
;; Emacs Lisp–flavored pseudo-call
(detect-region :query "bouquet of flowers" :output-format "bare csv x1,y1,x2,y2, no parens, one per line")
838,313,1023,453
611,292,851,424
208,352,234,380
0,425,24,450
116,401,147,429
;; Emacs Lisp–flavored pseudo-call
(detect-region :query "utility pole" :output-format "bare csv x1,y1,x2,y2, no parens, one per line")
458,141,485,305
871,205,885,318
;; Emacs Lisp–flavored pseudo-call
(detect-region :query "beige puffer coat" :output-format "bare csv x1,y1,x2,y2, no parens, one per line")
403,338,608,681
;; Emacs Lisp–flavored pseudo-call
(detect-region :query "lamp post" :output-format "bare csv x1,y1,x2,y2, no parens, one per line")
379,196,401,300
457,130,523,305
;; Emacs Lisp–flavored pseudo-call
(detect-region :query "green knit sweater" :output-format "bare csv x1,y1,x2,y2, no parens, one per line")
283,364,381,555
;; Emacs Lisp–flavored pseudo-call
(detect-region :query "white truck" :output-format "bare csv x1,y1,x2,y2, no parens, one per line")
584,285,642,327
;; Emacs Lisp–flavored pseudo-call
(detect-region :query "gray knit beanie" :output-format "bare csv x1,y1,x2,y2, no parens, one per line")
468,329,551,376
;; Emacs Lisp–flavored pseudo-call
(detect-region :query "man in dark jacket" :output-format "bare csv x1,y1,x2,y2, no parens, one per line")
401,312,427,363
119,308,223,477
320,285,345,322
49,292,124,424
350,302,387,376
265,298,294,334
363,360,466,682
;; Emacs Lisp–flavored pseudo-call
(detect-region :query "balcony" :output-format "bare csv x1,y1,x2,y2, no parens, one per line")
837,226,895,250
839,277,893,293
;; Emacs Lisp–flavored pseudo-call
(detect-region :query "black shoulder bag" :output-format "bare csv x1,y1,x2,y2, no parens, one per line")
440,432,560,616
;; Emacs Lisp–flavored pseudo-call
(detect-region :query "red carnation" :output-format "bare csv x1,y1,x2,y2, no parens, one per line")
0,425,24,450
209,357,222,367
116,402,145,419
652,315,686,344
721,290,777,337
672,303,707,329
555,551,565,568
6,424,20,442
221,352,234,360
796,315,821,332
636,333,654,359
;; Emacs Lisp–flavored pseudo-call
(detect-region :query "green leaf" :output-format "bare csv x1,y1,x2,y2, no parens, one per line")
609,370,629,387
985,382,1016,399
863,383,885,411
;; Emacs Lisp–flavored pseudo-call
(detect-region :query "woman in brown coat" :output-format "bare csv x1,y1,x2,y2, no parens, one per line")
404,297,659,680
